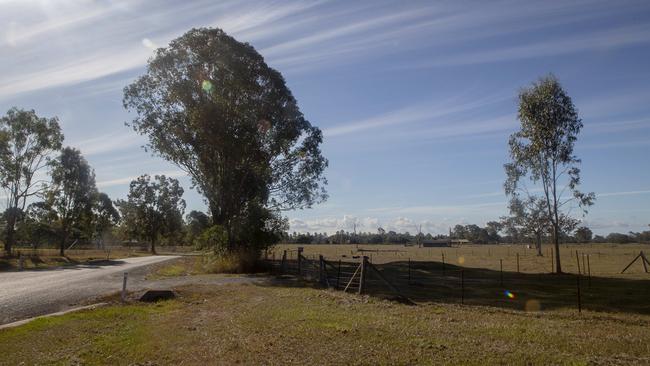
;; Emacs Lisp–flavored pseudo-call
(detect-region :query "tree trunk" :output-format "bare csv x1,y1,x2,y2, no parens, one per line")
535,233,543,256
553,224,562,273
150,236,156,254
60,233,67,257
4,214,17,255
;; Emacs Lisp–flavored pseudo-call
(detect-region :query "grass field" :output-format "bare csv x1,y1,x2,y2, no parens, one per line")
272,243,650,279
1,282,650,365
2,243,649,364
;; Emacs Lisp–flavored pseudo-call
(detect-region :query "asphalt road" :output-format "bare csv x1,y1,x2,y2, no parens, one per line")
0,255,180,325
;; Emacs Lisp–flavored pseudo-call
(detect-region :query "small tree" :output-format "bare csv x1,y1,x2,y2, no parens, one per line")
0,108,63,254
505,75,595,273
46,147,97,256
507,196,549,256
574,226,593,243
117,174,185,254
93,192,120,249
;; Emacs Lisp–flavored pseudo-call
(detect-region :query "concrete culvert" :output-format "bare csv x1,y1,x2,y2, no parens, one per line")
139,290,176,302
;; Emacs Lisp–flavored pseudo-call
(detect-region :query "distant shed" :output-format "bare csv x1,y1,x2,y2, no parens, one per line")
421,239,470,247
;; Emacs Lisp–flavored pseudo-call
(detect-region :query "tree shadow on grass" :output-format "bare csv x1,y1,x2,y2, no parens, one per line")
261,259,650,315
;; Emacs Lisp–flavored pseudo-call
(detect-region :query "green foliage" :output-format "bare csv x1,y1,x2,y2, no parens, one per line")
185,210,210,245
123,28,327,254
45,147,98,255
116,174,185,253
194,225,228,253
575,226,593,243
0,107,64,253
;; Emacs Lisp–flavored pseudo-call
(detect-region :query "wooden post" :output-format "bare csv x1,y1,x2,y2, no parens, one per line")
121,272,128,303
516,253,520,273
281,250,287,274
500,259,503,287
358,256,368,294
297,247,304,278
587,254,591,287
336,259,341,290
642,251,649,273
319,255,325,285
18,254,24,271
582,253,586,276
408,258,411,285
442,252,446,276
460,270,465,305
575,250,581,274
576,273,582,313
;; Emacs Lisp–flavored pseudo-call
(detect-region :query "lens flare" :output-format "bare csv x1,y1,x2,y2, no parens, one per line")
201,80,214,94
504,290,515,299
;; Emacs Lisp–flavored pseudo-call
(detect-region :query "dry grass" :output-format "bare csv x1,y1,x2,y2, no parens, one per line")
2,282,650,365
272,243,650,279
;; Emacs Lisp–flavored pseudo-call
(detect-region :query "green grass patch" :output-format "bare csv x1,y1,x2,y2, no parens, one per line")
2,283,649,365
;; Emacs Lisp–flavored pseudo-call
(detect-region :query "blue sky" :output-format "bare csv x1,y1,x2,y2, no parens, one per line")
1,0,649,235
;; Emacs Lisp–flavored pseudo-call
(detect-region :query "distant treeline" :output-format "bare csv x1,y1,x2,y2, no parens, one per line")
281,223,650,245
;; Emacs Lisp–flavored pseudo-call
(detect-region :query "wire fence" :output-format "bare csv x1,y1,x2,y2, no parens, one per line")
266,248,650,315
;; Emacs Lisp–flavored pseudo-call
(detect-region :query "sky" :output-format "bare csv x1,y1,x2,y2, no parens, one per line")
1,0,649,236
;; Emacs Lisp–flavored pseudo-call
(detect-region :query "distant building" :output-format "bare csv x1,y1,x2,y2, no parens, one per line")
421,238,470,247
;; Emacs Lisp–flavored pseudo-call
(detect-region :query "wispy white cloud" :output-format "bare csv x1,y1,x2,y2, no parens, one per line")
323,94,512,138
597,190,650,198
410,24,650,68
69,132,144,156
97,170,186,188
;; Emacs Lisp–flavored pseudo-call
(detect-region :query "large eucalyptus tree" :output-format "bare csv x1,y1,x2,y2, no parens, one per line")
123,28,327,253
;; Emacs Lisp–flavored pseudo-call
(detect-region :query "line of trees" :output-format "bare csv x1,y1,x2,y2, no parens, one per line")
281,224,650,245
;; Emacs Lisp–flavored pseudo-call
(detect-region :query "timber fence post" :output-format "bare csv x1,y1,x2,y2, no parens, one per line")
319,255,325,285
297,247,303,279
358,256,368,295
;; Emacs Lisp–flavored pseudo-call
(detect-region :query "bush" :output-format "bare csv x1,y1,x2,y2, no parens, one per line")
194,225,228,253
204,249,264,273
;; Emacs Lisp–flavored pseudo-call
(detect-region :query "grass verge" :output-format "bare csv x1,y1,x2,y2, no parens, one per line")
2,282,650,365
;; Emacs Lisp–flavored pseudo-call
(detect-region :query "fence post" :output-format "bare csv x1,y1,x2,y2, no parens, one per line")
121,272,128,303
582,253,586,276
442,252,446,276
500,259,503,287
358,256,368,295
576,273,582,313
575,250,581,274
587,254,591,288
281,250,287,274
408,258,411,285
319,255,325,285
460,270,465,305
18,254,24,271
516,253,520,273
297,247,304,279
336,259,342,290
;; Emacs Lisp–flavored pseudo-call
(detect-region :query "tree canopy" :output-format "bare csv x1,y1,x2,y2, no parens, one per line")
117,174,185,254
0,108,64,253
46,147,97,255
123,28,327,253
